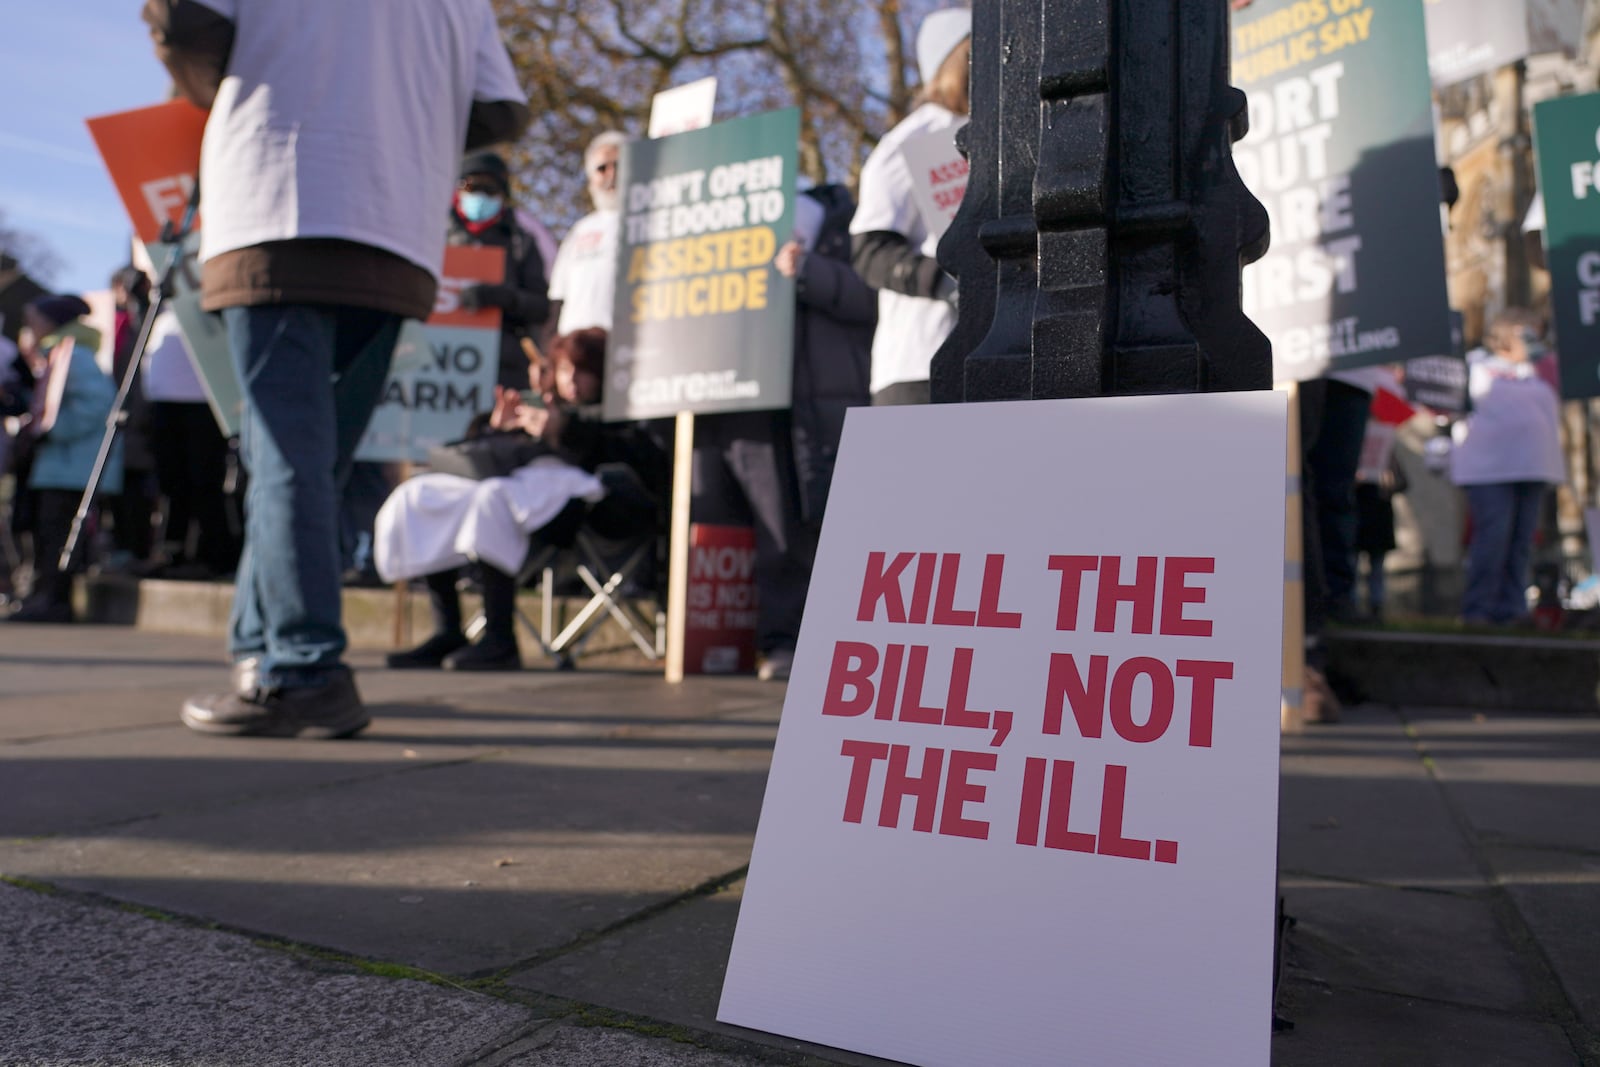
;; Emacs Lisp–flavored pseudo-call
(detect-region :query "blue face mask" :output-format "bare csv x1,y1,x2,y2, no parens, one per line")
458,191,503,223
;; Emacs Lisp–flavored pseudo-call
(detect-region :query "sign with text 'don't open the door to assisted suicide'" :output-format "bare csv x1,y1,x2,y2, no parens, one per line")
720,391,1288,1067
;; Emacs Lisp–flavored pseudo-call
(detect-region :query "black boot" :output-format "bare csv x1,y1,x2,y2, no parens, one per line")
442,634,521,671
385,631,468,669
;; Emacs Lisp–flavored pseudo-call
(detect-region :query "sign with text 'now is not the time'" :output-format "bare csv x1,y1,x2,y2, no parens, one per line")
719,392,1288,1066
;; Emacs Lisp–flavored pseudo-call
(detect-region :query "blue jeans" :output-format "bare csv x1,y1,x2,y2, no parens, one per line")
1462,481,1546,624
224,305,401,687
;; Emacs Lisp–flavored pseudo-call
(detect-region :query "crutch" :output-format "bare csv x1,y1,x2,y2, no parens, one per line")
58,185,200,572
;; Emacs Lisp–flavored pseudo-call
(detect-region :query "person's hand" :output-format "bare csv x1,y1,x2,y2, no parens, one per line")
488,385,521,430
461,284,516,312
515,403,556,440
774,240,805,279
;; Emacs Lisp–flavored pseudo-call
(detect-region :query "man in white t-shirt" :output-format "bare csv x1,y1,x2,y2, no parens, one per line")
546,132,626,340
144,0,529,738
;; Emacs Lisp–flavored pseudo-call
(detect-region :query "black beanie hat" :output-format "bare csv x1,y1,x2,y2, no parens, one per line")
27,294,92,333
460,151,511,190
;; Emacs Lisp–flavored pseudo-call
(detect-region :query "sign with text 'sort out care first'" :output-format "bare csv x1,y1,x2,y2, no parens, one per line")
1534,91,1600,400
1231,0,1452,382
607,109,798,420
719,392,1288,1067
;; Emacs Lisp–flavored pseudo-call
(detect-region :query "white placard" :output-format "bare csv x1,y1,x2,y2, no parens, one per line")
719,392,1288,1067
648,77,717,139
899,125,968,243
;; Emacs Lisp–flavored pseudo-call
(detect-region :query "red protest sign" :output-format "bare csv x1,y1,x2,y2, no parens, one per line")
86,100,208,243
683,523,758,675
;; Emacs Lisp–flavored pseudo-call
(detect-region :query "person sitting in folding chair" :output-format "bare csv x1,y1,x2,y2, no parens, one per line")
373,328,665,670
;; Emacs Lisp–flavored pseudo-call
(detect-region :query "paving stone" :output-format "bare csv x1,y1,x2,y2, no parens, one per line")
494,1026,776,1066
1279,711,1480,889
0,744,769,975
1486,845,1600,1033
1279,877,1535,1013
0,883,534,1067
1271,982,1579,1066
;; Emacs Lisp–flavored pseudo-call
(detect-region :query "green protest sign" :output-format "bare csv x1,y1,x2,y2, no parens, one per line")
1232,0,1453,382
607,109,799,420
1534,91,1600,400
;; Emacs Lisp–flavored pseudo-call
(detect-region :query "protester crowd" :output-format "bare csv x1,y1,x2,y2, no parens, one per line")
0,1,1580,739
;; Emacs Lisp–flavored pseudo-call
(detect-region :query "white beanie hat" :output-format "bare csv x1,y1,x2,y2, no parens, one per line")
917,8,972,87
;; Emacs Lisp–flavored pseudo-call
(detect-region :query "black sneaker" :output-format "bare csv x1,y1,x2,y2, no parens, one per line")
181,670,370,739
442,636,522,672
385,632,468,670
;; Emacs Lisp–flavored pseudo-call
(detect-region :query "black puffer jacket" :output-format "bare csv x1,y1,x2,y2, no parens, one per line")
447,212,551,388
790,184,877,524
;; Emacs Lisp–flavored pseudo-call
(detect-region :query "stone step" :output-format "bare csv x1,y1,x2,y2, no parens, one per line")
78,573,664,671
1326,628,1600,713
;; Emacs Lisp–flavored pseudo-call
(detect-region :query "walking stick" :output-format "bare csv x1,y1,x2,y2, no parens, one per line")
58,185,200,572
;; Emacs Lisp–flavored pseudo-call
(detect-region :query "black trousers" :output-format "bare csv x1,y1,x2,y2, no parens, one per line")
150,401,240,573
29,489,81,607
692,410,816,653
424,564,516,643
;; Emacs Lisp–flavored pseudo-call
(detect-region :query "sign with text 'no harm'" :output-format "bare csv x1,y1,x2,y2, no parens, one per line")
607,109,798,420
1535,91,1600,400
356,245,504,461
719,393,1288,1067
1232,0,1452,382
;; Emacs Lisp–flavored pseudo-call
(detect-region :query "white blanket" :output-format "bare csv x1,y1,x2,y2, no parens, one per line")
374,457,605,581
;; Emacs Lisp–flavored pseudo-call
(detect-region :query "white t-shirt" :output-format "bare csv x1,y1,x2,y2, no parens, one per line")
194,0,525,281
548,210,620,334
850,102,960,394
1450,349,1565,487
141,308,207,404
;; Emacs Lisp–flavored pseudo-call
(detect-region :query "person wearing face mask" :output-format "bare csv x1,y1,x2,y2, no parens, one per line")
849,7,969,406
449,151,553,389
544,132,626,343
1450,308,1566,626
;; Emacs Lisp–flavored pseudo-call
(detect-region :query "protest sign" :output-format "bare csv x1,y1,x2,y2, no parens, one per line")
649,77,718,139
1405,310,1467,412
1534,91,1600,400
607,109,799,420
720,392,1288,1067
355,246,504,462
900,126,968,243
1232,0,1453,382
1424,0,1583,88
683,524,758,675
1356,375,1415,481
87,101,241,435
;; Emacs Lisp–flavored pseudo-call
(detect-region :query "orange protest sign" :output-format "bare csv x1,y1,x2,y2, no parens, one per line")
85,100,208,243
430,245,508,330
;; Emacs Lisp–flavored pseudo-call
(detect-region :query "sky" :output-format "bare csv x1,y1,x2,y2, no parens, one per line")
0,3,171,295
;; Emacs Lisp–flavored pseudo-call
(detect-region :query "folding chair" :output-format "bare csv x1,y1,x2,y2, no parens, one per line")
463,463,664,669
541,463,664,666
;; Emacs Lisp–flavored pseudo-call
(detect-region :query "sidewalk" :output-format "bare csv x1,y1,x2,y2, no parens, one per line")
0,625,1596,1065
